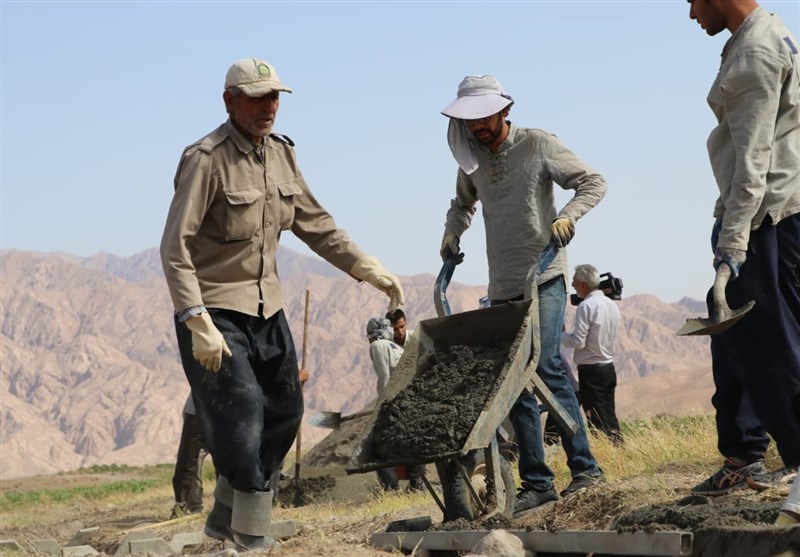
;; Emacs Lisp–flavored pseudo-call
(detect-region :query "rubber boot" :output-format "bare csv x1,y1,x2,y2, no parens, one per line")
231,489,276,551
204,475,234,541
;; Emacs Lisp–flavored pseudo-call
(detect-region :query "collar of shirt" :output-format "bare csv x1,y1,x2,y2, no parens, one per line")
225,119,266,158
722,6,764,59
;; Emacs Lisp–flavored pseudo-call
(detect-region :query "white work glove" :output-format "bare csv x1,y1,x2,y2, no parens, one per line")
185,312,232,372
350,256,405,311
551,218,575,248
714,247,747,280
440,233,460,261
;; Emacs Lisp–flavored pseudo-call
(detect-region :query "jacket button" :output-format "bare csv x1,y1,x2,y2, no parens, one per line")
266,194,273,201
266,222,272,228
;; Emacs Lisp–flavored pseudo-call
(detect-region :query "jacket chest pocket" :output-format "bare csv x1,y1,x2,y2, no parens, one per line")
277,179,302,230
223,187,265,241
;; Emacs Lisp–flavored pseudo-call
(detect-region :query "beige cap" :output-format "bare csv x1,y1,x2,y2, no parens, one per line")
224,58,293,96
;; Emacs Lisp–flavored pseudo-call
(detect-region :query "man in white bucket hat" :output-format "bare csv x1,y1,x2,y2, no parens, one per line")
439,75,608,518
160,58,405,550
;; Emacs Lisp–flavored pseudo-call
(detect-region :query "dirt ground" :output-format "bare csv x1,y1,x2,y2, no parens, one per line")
2,465,797,556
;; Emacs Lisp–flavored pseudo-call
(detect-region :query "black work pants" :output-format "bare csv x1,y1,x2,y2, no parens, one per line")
578,362,624,446
175,308,304,493
171,411,208,512
709,214,800,466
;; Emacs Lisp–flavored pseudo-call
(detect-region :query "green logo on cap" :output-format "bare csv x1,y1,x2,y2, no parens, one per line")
257,63,271,78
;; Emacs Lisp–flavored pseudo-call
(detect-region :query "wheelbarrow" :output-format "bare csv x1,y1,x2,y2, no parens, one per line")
346,243,577,521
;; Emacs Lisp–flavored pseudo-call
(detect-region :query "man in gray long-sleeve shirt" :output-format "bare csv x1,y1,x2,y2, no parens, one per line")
686,0,800,497
439,75,607,518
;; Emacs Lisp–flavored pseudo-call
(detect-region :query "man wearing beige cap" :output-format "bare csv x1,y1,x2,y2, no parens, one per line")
439,75,607,518
160,57,404,550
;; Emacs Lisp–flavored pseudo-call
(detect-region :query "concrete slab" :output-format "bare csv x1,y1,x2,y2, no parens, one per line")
0,540,24,552
61,545,99,557
114,531,159,555
66,527,100,547
169,531,204,553
270,520,297,539
30,539,61,555
128,538,173,555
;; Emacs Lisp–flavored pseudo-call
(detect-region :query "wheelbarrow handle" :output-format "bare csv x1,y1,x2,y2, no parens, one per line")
525,242,559,300
434,251,464,318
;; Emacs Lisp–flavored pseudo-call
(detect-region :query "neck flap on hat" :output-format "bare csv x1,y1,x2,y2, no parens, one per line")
447,119,479,175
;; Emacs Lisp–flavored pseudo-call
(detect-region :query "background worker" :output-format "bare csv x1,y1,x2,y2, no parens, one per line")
439,74,607,518
561,264,623,446
366,317,424,491
386,308,413,347
686,0,800,496
160,57,404,550
170,394,209,518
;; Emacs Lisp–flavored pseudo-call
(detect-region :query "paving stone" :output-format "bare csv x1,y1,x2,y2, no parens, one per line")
270,520,297,539
128,538,173,555
61,545,99,557
114,531,159,555
30,539,61,555
66,527,100,547
169,531,203,553
0,539,24,552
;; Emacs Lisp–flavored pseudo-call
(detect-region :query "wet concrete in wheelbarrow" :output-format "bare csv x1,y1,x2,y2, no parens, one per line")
372,344,511,462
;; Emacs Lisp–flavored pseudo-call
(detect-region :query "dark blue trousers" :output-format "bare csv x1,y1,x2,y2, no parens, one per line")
175,308,304,493
709,214,800,466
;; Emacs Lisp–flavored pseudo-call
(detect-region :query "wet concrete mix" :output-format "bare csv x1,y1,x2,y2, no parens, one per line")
372,344,510,463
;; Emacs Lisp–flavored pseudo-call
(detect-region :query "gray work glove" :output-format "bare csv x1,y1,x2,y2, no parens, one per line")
185,312,232,372
350,256,405,311
714,247,746,280
551,218,575,248
439,233,460,261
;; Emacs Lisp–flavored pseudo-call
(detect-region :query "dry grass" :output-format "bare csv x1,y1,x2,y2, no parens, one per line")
0,413,788,556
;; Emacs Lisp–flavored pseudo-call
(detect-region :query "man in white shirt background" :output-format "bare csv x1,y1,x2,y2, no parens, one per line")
562,264,623,446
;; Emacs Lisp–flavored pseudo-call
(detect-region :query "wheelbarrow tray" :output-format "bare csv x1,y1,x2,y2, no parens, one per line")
346,299,538,474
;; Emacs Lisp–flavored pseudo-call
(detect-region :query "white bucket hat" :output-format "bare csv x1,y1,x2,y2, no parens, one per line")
441,75,513,120
441,75,513,174
225,58,293,96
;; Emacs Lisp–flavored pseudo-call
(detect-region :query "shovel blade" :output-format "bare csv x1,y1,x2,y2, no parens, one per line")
309,411,341,429
676,300,755,336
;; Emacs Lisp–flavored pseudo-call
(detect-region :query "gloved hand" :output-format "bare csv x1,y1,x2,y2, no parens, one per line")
185,312,232,372
439,233,460,261
350,256,405,311
551,218,575,248
714,247,746,280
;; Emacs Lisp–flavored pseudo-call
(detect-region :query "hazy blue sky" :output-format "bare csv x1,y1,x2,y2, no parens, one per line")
2,1,798,303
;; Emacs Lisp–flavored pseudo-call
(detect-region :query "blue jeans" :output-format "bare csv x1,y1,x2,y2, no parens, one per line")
507,276,601,491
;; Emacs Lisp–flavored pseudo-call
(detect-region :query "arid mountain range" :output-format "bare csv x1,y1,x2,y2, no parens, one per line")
0,248,713,479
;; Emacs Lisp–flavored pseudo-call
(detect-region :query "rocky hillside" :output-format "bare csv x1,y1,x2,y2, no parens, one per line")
0,248,711,479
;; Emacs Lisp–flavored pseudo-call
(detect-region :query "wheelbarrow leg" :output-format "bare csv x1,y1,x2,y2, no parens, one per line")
531,373,580,436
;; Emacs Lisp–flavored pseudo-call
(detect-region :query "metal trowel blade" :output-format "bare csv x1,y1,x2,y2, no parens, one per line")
676,300,755,336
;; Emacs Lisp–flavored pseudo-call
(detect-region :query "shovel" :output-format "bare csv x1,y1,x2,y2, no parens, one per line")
676,263,755,336
293,289,311,507
309,409,372,430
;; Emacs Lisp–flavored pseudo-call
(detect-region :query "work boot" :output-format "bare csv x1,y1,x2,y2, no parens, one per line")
560,472,606,497
512,487,558,519
204,476,234,541
231,489,276,551
691,458,767,496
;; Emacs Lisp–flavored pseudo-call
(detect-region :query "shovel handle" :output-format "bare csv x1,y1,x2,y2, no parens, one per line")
712,264,732,317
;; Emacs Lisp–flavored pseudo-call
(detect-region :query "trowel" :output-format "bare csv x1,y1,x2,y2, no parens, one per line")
309,409,372,430
676,263,755,336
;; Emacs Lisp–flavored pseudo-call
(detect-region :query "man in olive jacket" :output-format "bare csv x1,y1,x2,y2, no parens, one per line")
160,58,403,550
